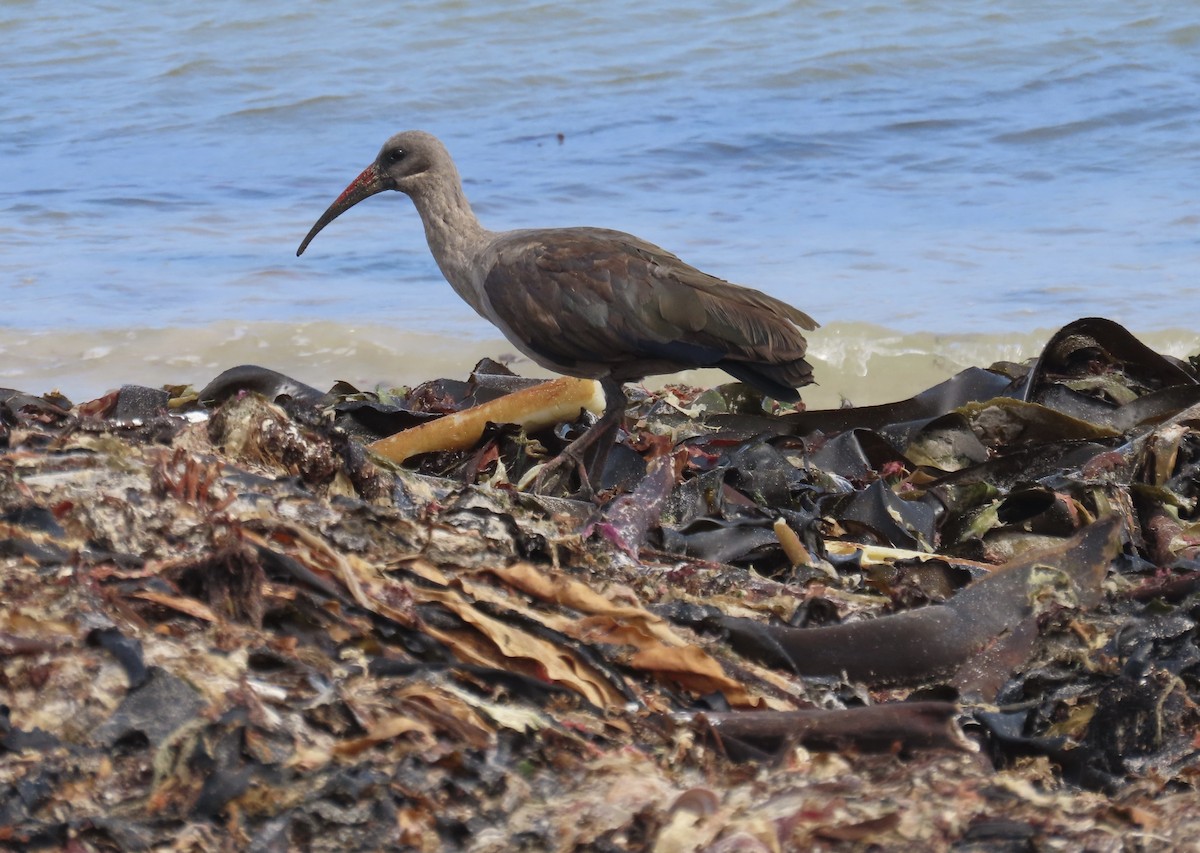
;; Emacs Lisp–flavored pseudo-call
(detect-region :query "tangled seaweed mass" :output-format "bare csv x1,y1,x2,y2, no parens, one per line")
3,317,1200,849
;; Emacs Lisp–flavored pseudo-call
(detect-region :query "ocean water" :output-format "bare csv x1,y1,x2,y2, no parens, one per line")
3,1,1199,402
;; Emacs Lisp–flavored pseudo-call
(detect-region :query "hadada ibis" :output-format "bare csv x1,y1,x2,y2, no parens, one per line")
297,131,817,492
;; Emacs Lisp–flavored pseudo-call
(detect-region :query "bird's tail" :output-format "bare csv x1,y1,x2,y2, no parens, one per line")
719,357,815,403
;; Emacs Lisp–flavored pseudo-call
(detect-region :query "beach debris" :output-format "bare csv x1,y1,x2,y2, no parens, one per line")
3,316,1200,849
369,376,605,464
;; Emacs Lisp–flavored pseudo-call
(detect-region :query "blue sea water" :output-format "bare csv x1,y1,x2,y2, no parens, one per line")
2,1,1199,397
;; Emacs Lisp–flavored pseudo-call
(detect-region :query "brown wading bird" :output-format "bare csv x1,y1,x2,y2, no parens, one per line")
297,131,817,493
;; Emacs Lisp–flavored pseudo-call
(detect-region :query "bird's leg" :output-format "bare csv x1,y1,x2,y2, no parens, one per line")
533,379,627,499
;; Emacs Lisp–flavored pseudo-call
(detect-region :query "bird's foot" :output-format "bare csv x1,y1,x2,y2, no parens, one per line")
527,447,595,500
522,379,626,501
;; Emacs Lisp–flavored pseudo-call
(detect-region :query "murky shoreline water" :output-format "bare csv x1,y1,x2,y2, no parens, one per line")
5,320,1196,408
4,1,1199,351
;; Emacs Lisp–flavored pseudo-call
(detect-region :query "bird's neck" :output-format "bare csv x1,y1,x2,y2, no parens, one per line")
409,179,492,316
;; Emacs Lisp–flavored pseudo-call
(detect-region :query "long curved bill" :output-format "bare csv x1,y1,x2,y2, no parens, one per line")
296,163,387,256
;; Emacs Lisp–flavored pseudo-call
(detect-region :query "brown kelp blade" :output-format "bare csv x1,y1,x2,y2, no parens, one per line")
710,517,1122,688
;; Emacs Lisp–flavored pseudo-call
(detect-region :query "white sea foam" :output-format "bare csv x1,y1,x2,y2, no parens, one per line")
6,320,1194,408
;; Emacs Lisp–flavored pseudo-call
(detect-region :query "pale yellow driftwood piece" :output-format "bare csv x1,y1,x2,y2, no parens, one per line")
773,517,808,566
824,540,995,572
368,377,606,463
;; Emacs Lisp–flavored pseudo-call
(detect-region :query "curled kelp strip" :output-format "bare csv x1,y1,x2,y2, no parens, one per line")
694,700,970,757
684,518,1121,689
198,364,329,407
1021,317,1197,403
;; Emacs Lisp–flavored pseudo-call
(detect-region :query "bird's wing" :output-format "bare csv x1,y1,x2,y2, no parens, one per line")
481,229,814,377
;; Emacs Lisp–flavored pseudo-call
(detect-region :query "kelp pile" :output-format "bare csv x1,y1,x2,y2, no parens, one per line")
3,317,1200,850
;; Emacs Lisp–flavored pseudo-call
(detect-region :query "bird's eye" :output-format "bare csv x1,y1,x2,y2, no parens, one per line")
387,148,406,164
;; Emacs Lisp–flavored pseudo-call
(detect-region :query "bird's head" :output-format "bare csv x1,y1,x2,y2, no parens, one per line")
296,130,452,256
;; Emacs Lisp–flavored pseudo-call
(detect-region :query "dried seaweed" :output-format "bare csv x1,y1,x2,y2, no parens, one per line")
3,317,1200,850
